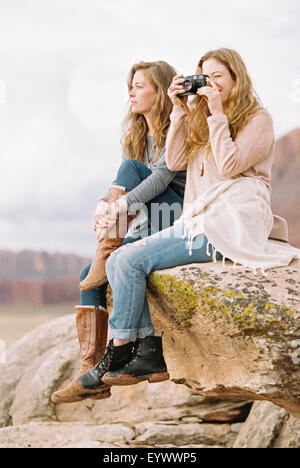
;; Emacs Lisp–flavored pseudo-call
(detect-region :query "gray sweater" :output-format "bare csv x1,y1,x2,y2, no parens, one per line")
102,135,186,206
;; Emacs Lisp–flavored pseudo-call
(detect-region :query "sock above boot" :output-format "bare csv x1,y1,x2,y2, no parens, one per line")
102,335,169,386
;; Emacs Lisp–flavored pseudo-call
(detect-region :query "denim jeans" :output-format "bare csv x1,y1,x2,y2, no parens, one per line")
106,222,223,341
80,159,183,308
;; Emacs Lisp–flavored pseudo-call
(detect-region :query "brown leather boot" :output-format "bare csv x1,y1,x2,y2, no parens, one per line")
51,305,110,403
79,185,134,291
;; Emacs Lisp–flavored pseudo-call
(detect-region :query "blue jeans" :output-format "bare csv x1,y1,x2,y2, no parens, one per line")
80,159,183,308
106,222,223,340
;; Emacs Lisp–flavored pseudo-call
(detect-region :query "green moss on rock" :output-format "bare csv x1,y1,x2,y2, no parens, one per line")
149,273,199,326
148,271,297,335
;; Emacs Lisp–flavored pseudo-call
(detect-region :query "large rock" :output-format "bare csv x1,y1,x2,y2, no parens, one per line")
0,315,77,427
0,258,299,447
0,420,238,448
0,312,248,448
134,421,235,447
147,259,300,418
233,401,300,448
0,422,135,448
0,313,248,439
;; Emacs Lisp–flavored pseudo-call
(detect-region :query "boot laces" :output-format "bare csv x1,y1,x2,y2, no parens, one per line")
94,341,113,375
123,339,141,366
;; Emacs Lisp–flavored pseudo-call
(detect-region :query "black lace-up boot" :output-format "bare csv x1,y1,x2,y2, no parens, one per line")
102,335,169,386
75,339,135,394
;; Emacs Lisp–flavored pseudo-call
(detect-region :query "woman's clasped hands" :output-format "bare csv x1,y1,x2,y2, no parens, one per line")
93,200,120,241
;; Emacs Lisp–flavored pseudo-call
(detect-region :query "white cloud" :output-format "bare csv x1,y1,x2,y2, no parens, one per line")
67,57,129,133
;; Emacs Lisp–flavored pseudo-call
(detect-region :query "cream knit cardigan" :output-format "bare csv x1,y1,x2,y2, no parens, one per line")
165,106,300,274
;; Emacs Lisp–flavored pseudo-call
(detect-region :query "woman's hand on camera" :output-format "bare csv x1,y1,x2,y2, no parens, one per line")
197,78,224,115
167,74,187,108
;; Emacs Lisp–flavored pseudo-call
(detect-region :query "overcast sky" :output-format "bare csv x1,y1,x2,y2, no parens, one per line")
0,0,299,257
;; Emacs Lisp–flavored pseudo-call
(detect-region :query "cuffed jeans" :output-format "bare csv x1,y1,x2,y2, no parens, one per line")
80,159,183,309
106,222,222,341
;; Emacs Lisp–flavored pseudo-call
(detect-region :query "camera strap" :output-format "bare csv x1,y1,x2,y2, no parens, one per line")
180,99,203,144
180,98,205,177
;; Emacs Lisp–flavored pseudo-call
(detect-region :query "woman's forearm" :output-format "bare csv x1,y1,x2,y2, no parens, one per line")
125,150,176,207
165,106,188,171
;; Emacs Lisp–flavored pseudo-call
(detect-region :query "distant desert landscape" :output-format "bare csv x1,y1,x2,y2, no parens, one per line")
0,251,89,347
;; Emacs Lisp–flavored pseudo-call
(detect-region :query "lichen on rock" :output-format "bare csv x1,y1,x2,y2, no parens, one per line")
148,264,297,337
148,273,199,327
147,259,300,418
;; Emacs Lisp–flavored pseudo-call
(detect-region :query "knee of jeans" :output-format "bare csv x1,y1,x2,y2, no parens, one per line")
79,263,91,281
106,252,118,280
118,158,136,174
119,158,147,176
107,245,136,278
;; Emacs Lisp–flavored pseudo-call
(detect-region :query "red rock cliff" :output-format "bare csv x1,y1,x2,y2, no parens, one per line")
0,251,89,304
271,128,300,248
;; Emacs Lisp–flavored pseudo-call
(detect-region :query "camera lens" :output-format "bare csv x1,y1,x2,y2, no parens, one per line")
182,80,192,91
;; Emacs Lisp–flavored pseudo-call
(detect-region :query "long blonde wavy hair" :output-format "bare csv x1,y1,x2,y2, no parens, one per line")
122,61,176,161
185,48,262,161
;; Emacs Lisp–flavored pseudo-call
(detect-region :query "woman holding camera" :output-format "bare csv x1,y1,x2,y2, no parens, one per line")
51,60,186,404
63,48,300,396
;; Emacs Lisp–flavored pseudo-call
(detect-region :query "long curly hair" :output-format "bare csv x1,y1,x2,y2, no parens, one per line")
122,61,176,161
185,48,262,162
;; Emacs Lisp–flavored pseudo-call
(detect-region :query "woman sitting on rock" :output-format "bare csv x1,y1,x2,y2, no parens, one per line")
59,48,300,397
51,60,186,403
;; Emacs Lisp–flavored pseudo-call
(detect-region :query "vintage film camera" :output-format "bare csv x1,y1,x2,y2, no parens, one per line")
181,74,208,96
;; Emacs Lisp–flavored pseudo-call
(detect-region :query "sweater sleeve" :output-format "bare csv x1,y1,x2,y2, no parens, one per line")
165,105,188,171
207,109,274,178
125,147,178,207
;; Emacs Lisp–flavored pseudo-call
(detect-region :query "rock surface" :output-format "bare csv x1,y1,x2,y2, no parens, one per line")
233,401,300,448
0,422,135,448
147,259,300,418
0,420,238,448
0,257,299,447
134,421,235,447
0,313,249,448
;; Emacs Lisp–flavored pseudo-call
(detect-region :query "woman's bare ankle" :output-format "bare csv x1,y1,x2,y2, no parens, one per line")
113,338,130,347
